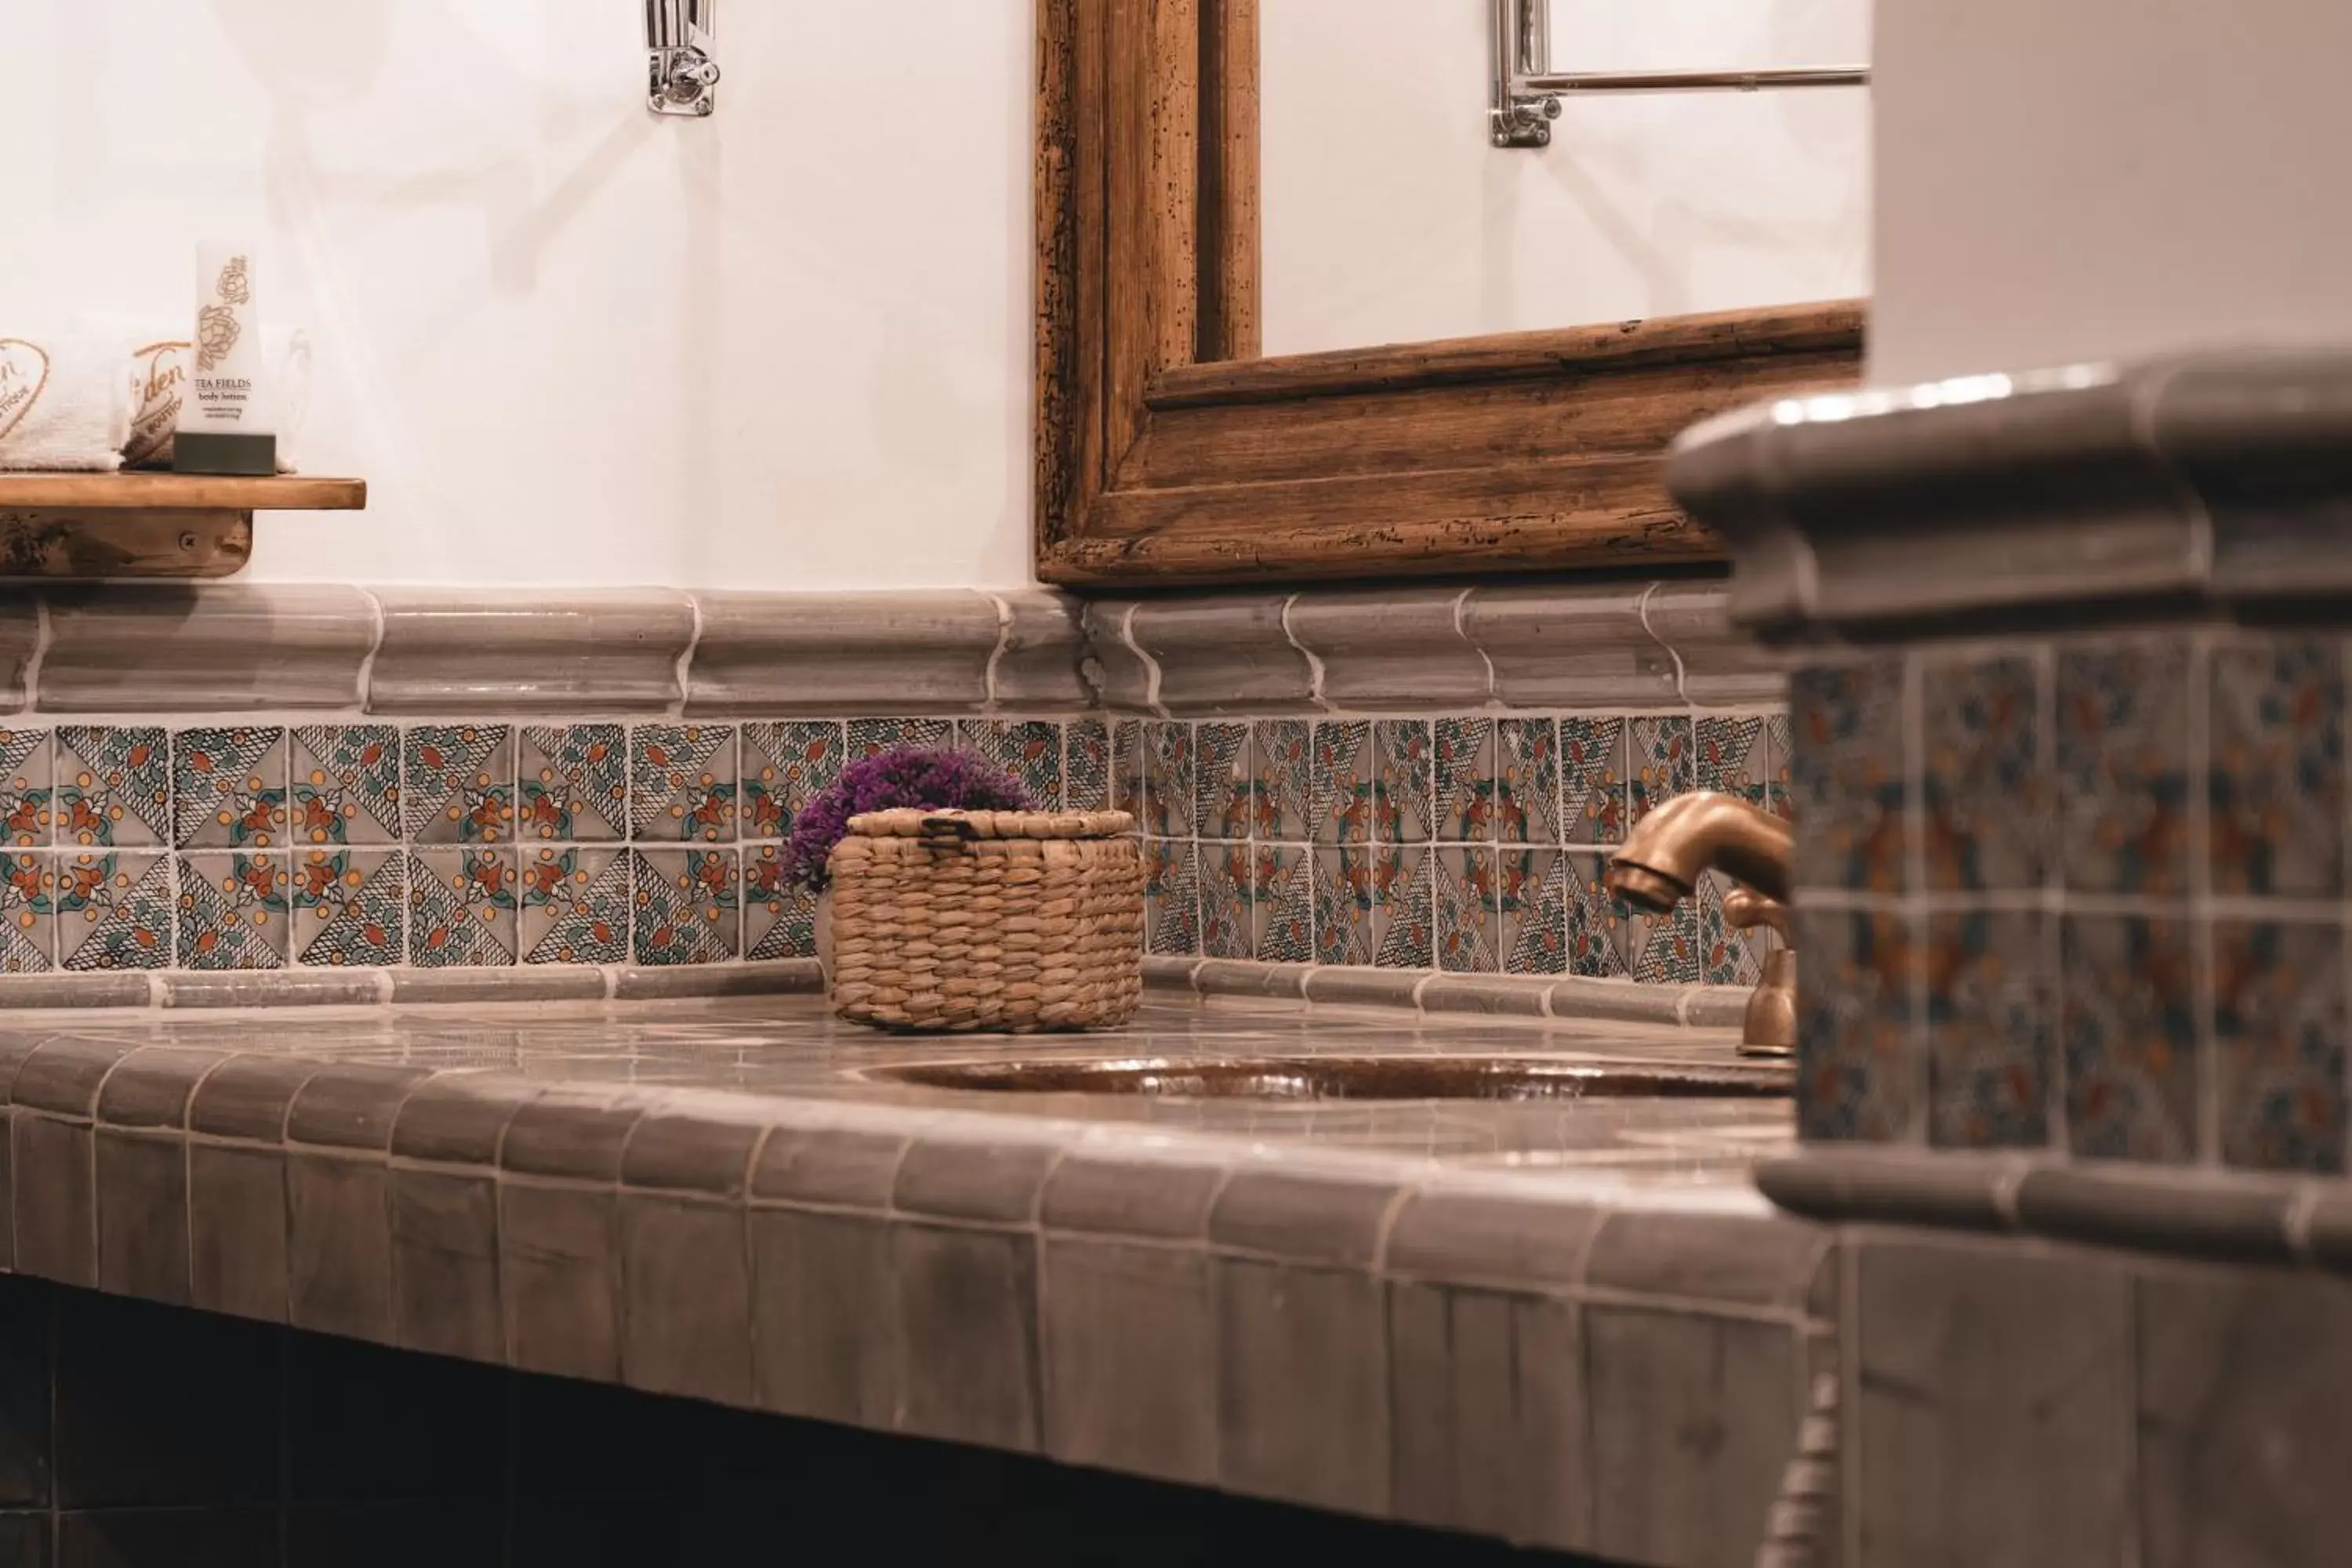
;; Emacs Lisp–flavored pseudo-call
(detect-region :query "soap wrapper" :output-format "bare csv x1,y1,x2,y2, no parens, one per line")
0,325,133,472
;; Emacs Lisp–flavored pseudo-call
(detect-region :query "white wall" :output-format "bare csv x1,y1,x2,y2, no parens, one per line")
1871,0,2352,384
1261,0,1871,357
0,1,1034,588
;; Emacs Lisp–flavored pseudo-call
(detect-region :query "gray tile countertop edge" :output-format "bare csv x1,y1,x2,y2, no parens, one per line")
0,579,1773,719
0,1021,1817,1559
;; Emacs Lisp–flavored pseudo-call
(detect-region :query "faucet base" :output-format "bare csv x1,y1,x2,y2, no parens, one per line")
1740,949,1797,1058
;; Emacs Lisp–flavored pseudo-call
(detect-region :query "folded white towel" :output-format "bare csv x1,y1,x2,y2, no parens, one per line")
120,325,310,473
0,325,132,471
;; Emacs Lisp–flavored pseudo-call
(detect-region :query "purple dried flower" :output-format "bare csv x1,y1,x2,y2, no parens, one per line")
785,745,1033,891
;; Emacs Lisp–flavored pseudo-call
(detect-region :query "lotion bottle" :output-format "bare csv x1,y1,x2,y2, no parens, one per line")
172,241,276,475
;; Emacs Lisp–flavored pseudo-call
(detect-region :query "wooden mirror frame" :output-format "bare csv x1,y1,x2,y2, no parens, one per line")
1034,0,1864,587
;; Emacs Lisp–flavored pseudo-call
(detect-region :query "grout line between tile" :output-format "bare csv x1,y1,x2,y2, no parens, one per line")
350,586,388,713
1118,604,1169,720
1634,582,1693,710
978,591,1015,713
667,591,707,720
1276,593,1330,714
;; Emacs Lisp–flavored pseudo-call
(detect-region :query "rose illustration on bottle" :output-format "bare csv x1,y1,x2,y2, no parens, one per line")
216,256,250,307
194,304,240,372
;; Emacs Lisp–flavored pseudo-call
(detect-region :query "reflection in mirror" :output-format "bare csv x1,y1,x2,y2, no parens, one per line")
1262,0,1870,355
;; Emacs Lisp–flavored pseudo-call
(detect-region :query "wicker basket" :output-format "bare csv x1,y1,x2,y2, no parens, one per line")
826,808,1143,1033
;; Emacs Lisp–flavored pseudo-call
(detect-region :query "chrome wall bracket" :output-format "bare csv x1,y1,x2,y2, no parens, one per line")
1490,0,1868,149
647,0,720,118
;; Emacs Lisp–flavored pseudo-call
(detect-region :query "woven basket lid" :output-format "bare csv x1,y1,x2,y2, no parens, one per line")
844,808,1135,840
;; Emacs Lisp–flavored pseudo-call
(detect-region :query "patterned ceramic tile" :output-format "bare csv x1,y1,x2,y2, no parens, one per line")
1200,842,1253,960
55,851,169,972
1498,848,1566,976
291,848,405,969
1144,840,1199,956
633,848,740,966
1765,713,1794,822
0,730,50,848
2212,920,2345,1173
176,852,289,971
1250,720,1311,841
291,724,401,846
2056,641,2190,895
630,724,736,844
1064,720,1111,813
1432,719,1494,843
1631,898,1700,986
520,846,630,966
1696,872,1768,989
55,726,169,848
1312,848,1376,966
1142,722,1196,840
1788,661,1906,895
1194,722,1252,841
963,720,1065,811
0,852,51,972
1374,846,1434,970
518,724,628,844
1925,909,2050,1149
739,722,844,844
2060,915,2198,1162
172,727,288,850
743,844,816,963
408,847,520,967
2209,640,2345,897
847,717,953,758
1628,716,1693,828
1564,853,1631,980
1495,719,1561,844
405,725,516,845
1111,722,1145,822
1310,721,1375,845
1694,717,1769,811
1794,905,1919,1142
1433,847,1497,974
1252,844,1312,964
1377,720,1435,844
1559,718,1628,846
1921,655,2046,892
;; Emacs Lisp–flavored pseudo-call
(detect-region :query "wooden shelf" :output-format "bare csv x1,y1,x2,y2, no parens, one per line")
0,473,365,511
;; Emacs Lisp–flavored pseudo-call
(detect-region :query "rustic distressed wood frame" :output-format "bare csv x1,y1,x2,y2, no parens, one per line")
1034,0,1864,586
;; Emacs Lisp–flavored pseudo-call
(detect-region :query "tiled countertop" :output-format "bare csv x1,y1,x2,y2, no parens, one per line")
0,994,1829,1568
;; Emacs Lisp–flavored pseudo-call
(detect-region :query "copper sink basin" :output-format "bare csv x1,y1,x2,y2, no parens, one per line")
866,1055,1791,1102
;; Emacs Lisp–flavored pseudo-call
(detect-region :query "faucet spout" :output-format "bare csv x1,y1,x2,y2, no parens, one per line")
1604,790,1791,911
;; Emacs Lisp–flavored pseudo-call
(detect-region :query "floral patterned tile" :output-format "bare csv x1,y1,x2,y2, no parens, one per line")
1563,853,1632,981
1143,723,1196,840
744,844,816,962
1432,719,1494,843
1694,717,1769,811
1065,720,1111,813
1498,848,1566,978
0,730,50,848
405,725,515,845
0,852,50,972
1111,722,1145,823
519,724,628,844
2213,919,2344,1173
409,847,520,967
56,726,169,849
520,845,630,967
1921,655,2047,892
1144,840,1199,957
1765,713,1794,822
740,722,844,844
1374,845,1434,970
1199,841,1253,960
173,727,288,850
1496,719,1560,845
2055,642,2190,896
630,724,736,844
1433,846,1497,974
291,848,405,969
1789,661,1907,895
962,720,1065,811
1925,909,2050,1150
1795,905,1920,1143
1252,845,1312,964
1311,721,1375,845
1695,873,1768,989
1377,720,1434,844
291,725,401,847
1250,720,1311,841
1312,848,1375,966
1194,723,1252,842
2209,639,2344,898
1560,718,1627,847
1628,716,1693,829
56,851,169,972
1631,899,1700,986
633,848,740,966
847,718,953,759
2060,914,2197,1162
177,852,289,971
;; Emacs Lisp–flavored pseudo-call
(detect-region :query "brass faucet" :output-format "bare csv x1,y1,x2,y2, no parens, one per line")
1603,791,1795,1058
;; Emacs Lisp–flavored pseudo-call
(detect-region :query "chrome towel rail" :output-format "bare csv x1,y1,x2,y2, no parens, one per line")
1491,0,1868,147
